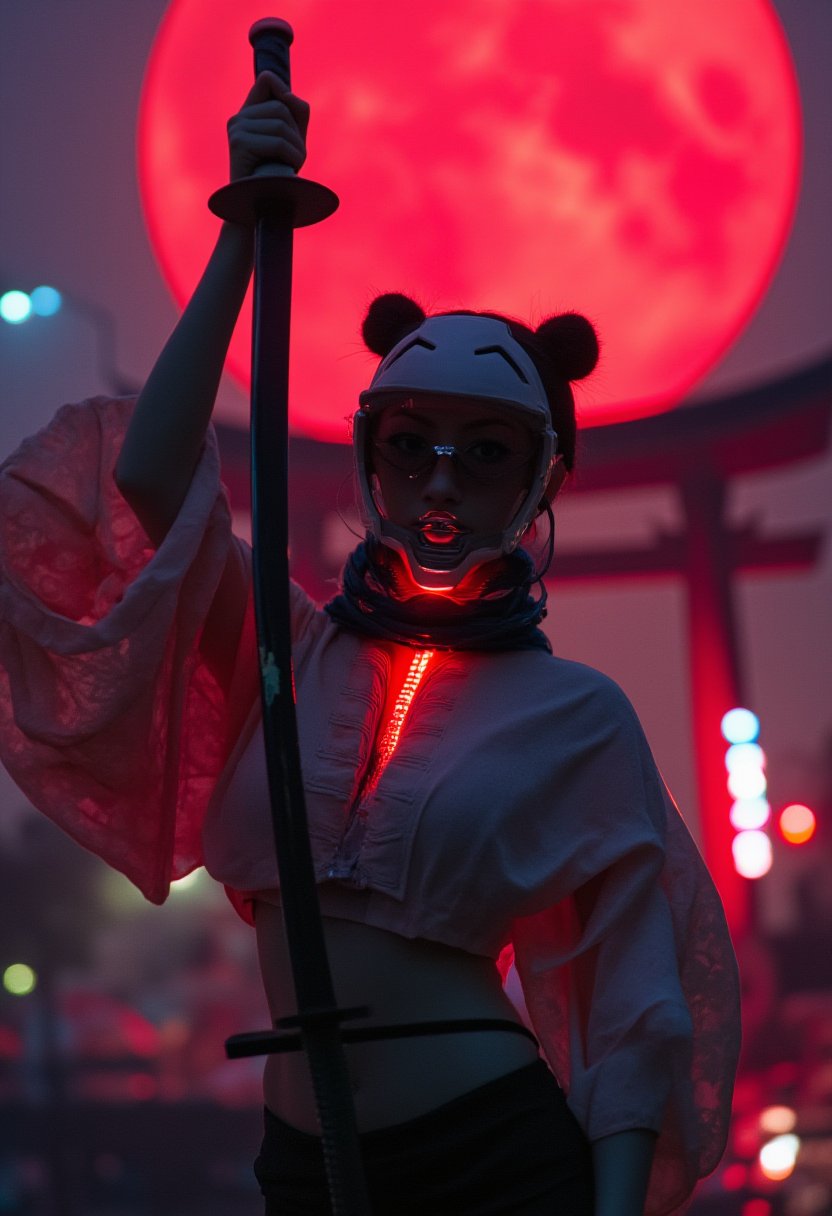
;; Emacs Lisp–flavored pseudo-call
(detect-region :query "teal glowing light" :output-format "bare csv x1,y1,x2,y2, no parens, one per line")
30,285,63,316
721,708,760,745
0,290,32,325
725,742,766,772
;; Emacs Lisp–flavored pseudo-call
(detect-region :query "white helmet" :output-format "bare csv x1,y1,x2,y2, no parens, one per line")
354,314,558,590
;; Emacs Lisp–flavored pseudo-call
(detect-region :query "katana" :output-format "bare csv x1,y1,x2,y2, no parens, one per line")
207,20,544,1214
208,19,371,1215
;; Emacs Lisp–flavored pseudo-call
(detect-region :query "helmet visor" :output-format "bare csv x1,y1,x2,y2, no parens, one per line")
371,433,536,485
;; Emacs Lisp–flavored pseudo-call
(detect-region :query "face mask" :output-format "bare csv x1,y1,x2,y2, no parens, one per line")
354,315,557,590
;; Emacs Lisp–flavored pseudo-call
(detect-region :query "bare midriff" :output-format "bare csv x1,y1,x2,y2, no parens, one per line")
254,901,540,1134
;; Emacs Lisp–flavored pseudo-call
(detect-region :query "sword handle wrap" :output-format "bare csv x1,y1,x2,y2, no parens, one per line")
249,18,294,89
208,17,338,226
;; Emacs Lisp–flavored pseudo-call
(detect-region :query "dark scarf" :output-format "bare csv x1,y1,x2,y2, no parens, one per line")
324,538,551,653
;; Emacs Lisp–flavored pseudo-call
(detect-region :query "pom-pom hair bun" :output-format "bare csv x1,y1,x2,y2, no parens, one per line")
362,293,427,357
534,312,599,382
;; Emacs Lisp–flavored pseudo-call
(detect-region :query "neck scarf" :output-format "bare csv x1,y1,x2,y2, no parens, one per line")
324,538,551,653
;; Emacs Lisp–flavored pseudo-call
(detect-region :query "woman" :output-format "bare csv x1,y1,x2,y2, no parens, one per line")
0,72,739,1215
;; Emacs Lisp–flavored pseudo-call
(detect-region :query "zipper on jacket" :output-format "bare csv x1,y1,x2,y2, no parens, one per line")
327,648,435,881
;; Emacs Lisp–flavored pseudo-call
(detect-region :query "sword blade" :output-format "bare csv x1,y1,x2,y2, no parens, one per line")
250,209,370,1215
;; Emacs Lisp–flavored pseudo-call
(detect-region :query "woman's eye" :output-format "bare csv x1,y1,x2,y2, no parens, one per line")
387,431,429,455
468,439,510,464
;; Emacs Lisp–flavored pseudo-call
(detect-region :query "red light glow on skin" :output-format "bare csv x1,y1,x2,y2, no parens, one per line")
138,0,800,442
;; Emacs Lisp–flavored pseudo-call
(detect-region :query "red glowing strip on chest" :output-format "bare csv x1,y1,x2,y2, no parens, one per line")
363,649,434,796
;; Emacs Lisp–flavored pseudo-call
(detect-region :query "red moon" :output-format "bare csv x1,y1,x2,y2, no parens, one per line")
138,0,800,443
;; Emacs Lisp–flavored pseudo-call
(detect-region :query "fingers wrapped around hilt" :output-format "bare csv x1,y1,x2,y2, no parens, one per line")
209,19,338,228
226,84,309,178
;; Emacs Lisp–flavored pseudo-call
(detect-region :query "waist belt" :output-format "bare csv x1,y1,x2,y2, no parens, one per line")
227,1015,539,1059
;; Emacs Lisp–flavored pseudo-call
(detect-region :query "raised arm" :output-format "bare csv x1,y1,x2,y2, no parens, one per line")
114,222,254,545
114,72,310,547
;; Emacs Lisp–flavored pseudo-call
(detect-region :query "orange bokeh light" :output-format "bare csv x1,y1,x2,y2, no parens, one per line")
778,803,817,845
138,0,801,442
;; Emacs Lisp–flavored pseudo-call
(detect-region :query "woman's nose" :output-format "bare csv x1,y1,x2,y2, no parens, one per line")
421,452,463,503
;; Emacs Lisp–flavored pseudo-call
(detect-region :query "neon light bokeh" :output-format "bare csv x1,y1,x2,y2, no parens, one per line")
725,742,766,772
778,803,816,845
729,798,770,832
732,830,773,879
138,0,801,442
721,708,761,745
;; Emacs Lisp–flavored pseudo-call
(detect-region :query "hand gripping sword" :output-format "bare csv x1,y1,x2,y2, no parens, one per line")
208,19,371,1215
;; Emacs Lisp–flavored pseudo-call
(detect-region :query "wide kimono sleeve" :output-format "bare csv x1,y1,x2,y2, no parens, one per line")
0,395,269,903
511,680,740,1216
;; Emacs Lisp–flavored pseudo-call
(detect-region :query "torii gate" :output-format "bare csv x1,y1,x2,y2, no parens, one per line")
216,353,832,937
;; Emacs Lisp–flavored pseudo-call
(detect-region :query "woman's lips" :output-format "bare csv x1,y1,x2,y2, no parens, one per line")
416,512,468,546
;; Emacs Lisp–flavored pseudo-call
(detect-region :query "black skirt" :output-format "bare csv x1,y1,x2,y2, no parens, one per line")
254,1059,594,1215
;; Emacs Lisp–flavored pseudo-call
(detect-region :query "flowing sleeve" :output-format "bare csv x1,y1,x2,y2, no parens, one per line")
511,683,740,1216
0,396,258,903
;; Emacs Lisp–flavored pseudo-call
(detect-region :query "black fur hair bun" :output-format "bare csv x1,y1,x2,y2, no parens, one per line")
362,293,427,357
534,312,599,382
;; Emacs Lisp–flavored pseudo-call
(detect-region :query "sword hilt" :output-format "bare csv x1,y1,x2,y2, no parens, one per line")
250,16,294,85
208,17,338,228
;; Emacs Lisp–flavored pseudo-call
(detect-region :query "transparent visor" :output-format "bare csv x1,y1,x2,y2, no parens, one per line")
371,426,537,486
